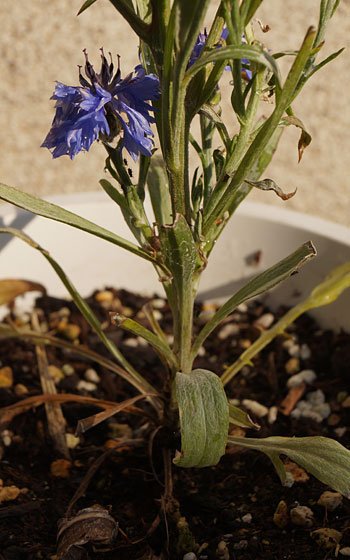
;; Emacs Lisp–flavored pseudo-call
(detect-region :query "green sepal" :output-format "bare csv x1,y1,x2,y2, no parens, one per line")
174,369,229,467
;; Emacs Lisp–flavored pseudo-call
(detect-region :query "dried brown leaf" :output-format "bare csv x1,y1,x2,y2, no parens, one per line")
0,279,45,306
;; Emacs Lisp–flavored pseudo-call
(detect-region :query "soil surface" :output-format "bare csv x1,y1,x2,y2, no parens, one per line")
0,288,349,559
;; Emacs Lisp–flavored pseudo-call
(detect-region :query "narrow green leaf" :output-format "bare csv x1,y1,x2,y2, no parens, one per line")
244,178,297,200
227,435,350,497
147,157,173,225
221,263,350,385
174,369,229,467
199,105,231,150
191,242,316,361
108,0,150,43
77,0,98,15
186,45,281,88
229,404,260,430
0,183,158,266
110,313,178,371
0,227,158,402
203,27,316,236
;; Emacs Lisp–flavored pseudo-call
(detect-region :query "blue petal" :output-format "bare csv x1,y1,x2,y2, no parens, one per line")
42,84,110,160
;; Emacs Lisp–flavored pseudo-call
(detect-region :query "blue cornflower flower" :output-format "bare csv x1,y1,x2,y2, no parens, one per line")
187,28,252,81
42,50,160,161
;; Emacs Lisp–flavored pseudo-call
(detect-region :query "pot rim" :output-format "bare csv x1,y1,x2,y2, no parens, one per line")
0,191,349,246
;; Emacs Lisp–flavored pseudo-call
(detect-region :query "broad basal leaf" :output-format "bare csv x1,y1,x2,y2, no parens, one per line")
174,369,229,468
228,435,350,497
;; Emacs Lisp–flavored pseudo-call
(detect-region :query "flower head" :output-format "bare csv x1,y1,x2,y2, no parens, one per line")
42,50,160,161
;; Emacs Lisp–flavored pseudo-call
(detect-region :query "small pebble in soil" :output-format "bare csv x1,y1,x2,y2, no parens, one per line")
233,540,248,551
341,395,350,408
183,553,197,560
317,491,343,511
197,346,206,356
66,433,80,449
48,365,64,384
268,405,278,424
62,324,81,341
327,413,341,426
1,430,12,447
334,426,347,437
77,380,97,392
218,323,239,339
198,308,216,324
0,366,13,387
62,363,75,376
84,368,100,383
242,399,268,418
340,548,350,556
124,338,139,348
14,383,28,396
50,459,72,478
337,391,348,404
273,500,288,529
287,369,316,388
241,513,252,523
290,505,314,527
311,528,343,550
216,540,229,559
254,312,274,329
287,343,300,358
95,290,114,303
300,343,311,360
285,357,300,375
152,298,166,309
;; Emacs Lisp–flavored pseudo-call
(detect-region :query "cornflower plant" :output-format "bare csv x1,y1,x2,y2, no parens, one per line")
1,0,350,501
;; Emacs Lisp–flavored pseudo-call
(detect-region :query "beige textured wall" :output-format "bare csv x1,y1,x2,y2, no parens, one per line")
1,1,349,226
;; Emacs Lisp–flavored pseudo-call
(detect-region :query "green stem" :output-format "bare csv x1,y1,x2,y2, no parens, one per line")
203,26,316,236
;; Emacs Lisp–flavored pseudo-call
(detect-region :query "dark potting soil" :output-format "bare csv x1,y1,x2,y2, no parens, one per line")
0,288,349,560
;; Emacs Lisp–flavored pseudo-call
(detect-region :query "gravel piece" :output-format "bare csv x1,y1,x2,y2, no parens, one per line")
0,366,13,388
84,368,100,383
285,357,300,375
287,369,316,388
62,364,75,376
317,491,343,511
340,548,350,556
334,427,347,438
152,298,166,309
242,513,252,523
341,395,350,408
218,323,239,339
233,540,248,550
48,365,64,384
306,389,325,406
311,528,342,550
77,380,97,392
290,505,314,527
300,344,311,360
242,399,268,418
288,343,300,358
255,313,274,329
268,406,278,424
183,553,197,560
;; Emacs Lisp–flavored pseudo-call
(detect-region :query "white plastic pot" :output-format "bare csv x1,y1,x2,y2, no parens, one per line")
0,191,349,330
